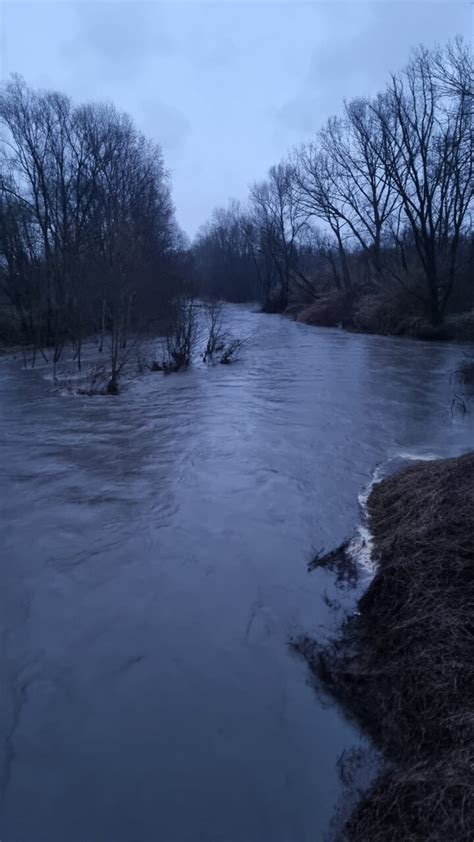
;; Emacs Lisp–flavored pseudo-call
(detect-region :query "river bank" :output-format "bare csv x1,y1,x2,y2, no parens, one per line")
287,292,474,342
295,452,474,841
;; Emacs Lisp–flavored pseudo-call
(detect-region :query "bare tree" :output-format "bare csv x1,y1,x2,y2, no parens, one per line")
295,146,354,290
162,297,199,372
0,76,181,383
317,98,398,283
250,162,309,310
194,200,259,302
373,40,472,325
192,38,472,333
203,300,226,362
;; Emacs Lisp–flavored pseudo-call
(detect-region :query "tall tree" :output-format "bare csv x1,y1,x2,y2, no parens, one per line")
374,40,472,325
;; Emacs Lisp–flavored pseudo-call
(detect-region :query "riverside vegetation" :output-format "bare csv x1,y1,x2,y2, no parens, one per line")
294,453,474,841
1,38,472,389
194,39,473,341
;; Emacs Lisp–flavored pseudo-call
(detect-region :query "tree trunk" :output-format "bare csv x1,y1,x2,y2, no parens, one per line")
426,255,442,327
429,291,442,327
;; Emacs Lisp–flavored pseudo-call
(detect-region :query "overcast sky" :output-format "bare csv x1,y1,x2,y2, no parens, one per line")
0,1,470,237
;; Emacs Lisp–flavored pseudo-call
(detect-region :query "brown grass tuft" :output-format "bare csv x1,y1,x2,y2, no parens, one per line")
294,453,474,841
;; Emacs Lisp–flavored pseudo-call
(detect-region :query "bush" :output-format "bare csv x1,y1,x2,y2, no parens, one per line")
162,299,199,372
295,291,354,328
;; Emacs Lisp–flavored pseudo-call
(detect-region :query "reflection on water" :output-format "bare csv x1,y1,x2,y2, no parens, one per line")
0,306,472,842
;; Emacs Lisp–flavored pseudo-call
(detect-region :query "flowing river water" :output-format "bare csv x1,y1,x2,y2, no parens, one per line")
1,306,473,842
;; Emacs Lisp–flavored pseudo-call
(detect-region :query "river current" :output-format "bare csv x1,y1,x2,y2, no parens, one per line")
1,306,472,841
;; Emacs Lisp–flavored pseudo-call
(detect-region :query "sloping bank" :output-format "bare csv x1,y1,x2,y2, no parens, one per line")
294,452,474,841
289,292,474,341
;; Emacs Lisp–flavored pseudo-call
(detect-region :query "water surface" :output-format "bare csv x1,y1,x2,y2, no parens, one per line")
1,307,472,841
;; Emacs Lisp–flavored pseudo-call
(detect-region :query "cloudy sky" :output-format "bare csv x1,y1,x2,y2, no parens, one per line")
0,1,469,237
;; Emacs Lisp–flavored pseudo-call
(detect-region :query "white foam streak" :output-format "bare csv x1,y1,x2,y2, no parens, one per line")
348,464,385,574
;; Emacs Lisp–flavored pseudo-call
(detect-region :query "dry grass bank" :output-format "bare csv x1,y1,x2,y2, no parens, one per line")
294,453,474,841
292,291,474,341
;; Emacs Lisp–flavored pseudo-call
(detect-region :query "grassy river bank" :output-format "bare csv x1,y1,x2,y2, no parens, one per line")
287,292,474,342
295,452,474,841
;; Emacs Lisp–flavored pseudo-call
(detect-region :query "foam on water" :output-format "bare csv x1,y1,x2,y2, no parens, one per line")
347,465,385,574
349,449,445,575
391,449,440,462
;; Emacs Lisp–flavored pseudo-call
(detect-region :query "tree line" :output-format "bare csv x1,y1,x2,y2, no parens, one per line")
0,75,185,368
1,38,471,365
194,39,472,329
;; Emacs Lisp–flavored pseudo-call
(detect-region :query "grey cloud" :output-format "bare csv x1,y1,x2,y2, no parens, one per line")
140,99,191,153
195,36,240,70
274,97,321,135
273,2,469,150
68,1,175,79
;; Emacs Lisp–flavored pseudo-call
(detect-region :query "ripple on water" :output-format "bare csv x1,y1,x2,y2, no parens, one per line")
0,306,472,842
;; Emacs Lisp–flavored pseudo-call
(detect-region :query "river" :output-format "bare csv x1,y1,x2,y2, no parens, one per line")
1,306,472,842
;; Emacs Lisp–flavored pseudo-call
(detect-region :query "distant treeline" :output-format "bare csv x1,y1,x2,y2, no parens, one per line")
193,39,473,332
0,76,188,359
1,39,472,356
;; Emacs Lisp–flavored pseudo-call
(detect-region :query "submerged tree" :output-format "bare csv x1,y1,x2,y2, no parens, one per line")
0,75,181,374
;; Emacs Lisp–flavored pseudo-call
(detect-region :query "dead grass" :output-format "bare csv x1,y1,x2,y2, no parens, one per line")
294,291,354,328
294,453,474,841
293,289,474,341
